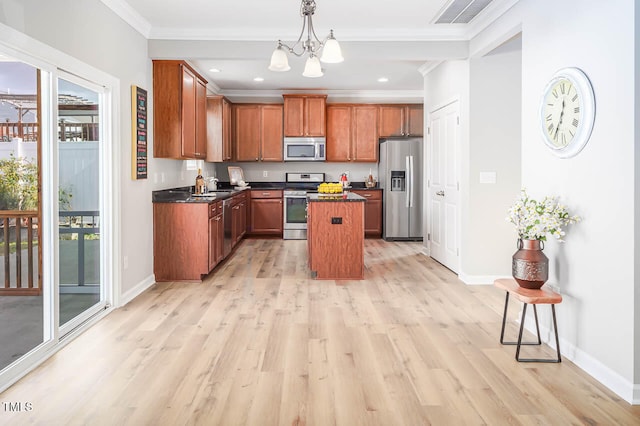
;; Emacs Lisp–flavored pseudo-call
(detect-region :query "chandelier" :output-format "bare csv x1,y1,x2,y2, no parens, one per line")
268,0,344,78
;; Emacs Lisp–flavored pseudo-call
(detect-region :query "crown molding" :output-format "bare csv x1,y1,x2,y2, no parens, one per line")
103,0,520,43
418,61,443,76
148,26,471,42
464,0,521,39
100,0,152,38
218,89,424,104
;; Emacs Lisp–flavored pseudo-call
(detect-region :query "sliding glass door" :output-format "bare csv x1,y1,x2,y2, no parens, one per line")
0,58,43,372
57,75,107,331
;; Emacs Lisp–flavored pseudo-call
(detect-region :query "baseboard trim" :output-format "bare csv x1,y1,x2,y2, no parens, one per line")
521,316,638,404
119,274,156,307
458,273,508,285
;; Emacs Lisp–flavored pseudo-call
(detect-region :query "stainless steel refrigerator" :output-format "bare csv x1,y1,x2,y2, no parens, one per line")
379,137,423,241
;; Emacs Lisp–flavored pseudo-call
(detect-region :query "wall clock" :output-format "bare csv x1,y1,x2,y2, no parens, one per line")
540,67,595,158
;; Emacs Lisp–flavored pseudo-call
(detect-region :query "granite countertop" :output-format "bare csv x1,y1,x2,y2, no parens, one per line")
152,186,246,203
307,192,366,202
152,181,379,203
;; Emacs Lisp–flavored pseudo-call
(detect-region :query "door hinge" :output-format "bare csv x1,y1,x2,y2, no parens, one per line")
457,116,460,125
457,248,459,256
427,127,431,135
427,233,431,241
457,181,460,191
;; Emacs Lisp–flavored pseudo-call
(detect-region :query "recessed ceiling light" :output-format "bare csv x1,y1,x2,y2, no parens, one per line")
254,77,264,82
209,68,221,73
378,77,389,83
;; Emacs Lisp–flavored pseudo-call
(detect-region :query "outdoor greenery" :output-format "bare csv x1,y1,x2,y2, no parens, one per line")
0,153,37,210
0,153,73,210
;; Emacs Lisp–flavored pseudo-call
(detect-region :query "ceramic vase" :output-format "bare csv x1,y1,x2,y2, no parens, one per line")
512,239,548,289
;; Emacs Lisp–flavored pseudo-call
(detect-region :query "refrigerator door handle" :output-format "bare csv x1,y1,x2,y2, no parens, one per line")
409,155,414,208
405,156,410,208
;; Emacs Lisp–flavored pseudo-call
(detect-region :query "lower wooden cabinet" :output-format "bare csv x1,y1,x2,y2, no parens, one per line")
249,189,283,235
231,192,248,246
154,200,224,281
351,189,383,237
208,209,224,270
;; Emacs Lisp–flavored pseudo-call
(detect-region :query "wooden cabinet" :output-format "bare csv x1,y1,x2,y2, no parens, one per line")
307,199,364,280
154,200,222,282
206,96,233,162
231,192,248,246
327,104,378,162
208,201,224,270
249,190,283,235
283,94,327,137
153,60,208,159
351,189,383,237
379,104,423,138
234,104,283,162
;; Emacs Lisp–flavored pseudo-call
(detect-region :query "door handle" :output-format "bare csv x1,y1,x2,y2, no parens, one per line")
436,190,445,196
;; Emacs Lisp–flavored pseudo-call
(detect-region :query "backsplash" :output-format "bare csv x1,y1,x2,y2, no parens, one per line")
212,162,379,183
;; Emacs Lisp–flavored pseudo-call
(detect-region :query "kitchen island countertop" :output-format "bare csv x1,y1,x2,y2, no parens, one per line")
307,192,366,202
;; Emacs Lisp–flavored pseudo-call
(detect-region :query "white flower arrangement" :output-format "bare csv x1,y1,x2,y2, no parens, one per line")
507,189,581,242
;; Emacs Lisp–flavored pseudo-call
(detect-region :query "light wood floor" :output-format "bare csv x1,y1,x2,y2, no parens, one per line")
1,239,639,425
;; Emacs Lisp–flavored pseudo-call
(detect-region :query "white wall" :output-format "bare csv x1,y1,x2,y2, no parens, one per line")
465,36,522,279
472,0,638,402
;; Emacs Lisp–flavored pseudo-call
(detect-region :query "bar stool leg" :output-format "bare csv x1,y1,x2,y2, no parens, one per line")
515,303,562,363
532,305,542,344
552,304,562,363
500,292,510,344
499,292,542,346
515,303,528,360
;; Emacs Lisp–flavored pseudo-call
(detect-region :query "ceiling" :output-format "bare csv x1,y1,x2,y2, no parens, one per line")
102,0,519,102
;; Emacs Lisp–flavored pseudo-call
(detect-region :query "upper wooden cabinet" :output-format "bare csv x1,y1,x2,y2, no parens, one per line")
283,94,327,137
378,104,424,138
233,104,283,162
153,60,208,159
327,104,378,162
206,96,232,162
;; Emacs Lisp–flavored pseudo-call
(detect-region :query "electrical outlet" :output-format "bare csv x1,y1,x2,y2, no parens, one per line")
123,256,129,270
161,173,165,183
263,171,268,177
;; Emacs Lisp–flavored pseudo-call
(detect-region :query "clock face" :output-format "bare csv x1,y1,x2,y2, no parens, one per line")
542,78,580,148
539,68,595,158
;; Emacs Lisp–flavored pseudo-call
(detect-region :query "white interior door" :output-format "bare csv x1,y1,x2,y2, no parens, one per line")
428,101,459,272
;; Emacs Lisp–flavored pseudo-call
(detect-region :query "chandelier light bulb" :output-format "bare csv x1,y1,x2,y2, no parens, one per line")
268,44,291,72
302,55,323,78
320,30,344,64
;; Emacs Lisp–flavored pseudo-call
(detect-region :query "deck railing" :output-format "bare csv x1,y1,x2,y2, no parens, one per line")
0,210,100,296
0,122,99,142
0,211,40,296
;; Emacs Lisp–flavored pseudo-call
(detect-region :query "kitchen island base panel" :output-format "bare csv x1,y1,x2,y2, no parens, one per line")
308,201,364,280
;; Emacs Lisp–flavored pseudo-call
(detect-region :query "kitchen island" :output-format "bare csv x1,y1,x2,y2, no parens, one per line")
307,192,366,280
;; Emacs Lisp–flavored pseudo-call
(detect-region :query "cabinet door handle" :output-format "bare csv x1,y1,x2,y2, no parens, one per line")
262,192,270,196
364,194,372,197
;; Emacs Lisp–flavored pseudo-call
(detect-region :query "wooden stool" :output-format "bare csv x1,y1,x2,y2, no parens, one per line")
494,278,562,363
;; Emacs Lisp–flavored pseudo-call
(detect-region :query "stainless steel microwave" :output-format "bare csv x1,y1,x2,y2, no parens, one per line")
283,137,326,161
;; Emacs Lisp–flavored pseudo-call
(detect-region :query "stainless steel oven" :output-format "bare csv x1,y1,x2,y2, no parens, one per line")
283,172,324,240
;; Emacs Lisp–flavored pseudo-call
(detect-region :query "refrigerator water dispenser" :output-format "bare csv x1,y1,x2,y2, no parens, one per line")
390,171,405,191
